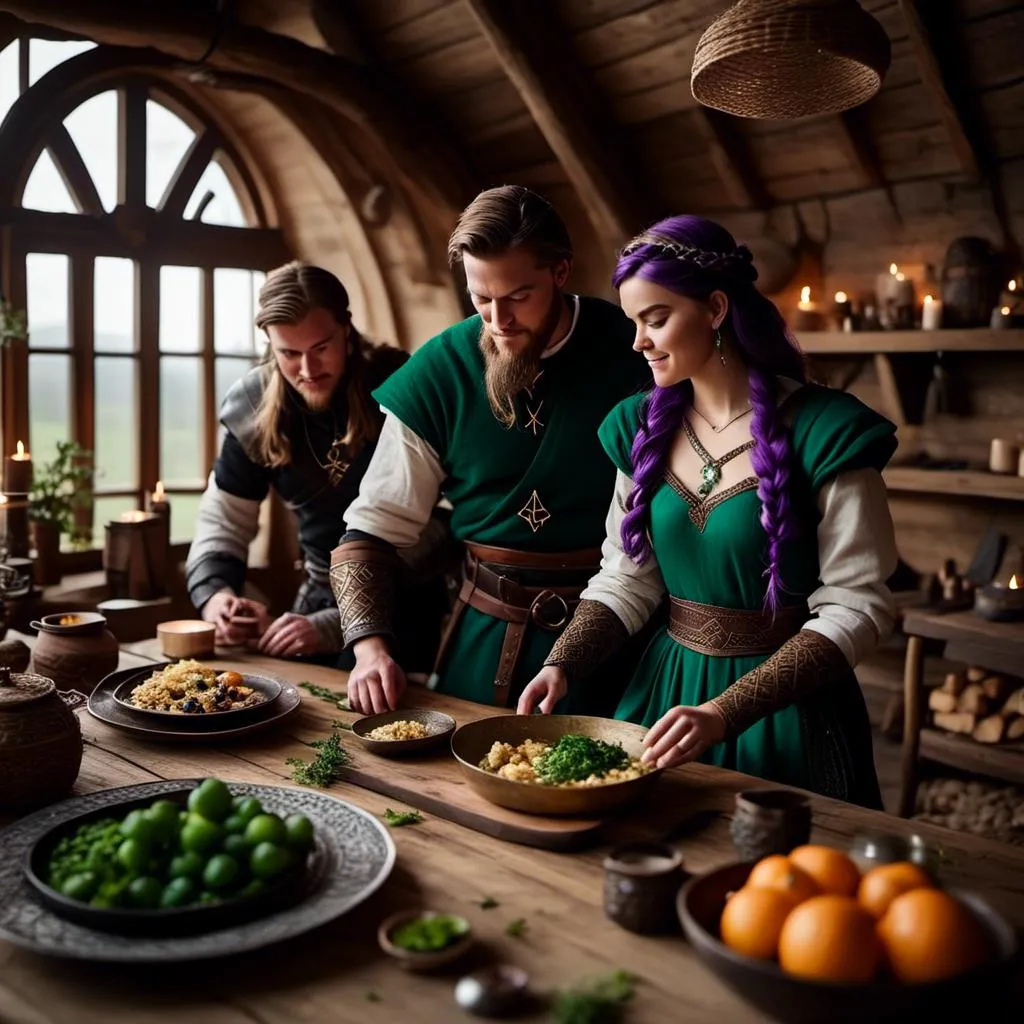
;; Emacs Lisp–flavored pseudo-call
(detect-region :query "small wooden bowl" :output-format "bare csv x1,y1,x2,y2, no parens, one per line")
350,709,456,758
377,910,473,972
157,620,216,659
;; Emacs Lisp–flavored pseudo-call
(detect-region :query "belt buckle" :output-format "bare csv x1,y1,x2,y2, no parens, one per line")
531,590,569,631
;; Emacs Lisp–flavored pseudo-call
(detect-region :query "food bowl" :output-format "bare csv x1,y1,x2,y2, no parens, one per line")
350,709,456,757
30,611,109,636
24,789,322,937
157,620,216,659
450,715,663,817
111,662,282,726
676,861,1018,1023
377,909,473,971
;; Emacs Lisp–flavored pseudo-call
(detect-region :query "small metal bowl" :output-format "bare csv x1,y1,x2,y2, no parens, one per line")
350,709,456,758
454,964,530,1017
377,909,473,972
848,831,944,879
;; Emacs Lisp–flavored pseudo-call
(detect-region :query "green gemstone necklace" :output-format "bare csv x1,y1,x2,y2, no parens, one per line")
682,417,755,498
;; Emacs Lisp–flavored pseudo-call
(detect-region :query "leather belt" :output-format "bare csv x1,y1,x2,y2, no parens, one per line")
668,597,808,657
434,543,601,706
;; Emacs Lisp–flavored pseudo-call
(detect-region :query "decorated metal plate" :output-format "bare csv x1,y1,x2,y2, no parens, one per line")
0,779,395,962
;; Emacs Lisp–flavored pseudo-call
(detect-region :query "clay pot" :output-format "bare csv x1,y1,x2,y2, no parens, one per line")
30,611,119,693
0,665,84,810
603,841,687,934
30,520,62,586
0,638,31,672
730,788,812,861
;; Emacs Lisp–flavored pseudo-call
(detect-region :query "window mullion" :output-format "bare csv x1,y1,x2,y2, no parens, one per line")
73,254,94,454
202,267,216,476
138,260,159,502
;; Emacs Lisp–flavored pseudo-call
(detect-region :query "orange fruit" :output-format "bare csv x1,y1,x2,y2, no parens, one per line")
778,895,881,983
746,855,821,905
877,888,991,983
720,886,801,960
788,844,861,897
857,861,934,920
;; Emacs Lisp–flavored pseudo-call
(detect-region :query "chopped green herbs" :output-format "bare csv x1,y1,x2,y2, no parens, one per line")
286,732,351,787
505,916,527,938
391,912,468,952
383,808,423,827
478,895,499,909
552,970,637,1024
535,734,630,785
299,681,348,709
329,718,353,731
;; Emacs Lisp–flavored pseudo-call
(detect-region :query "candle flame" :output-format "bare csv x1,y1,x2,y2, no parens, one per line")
154,480,165,501
924,294,933,303
895,272,906,282
12,440,28,460
119,510,151,523
1002,306,1012,316
834,291,848,303
1011,574,1020,590
0,494,6,505
889,263,898,275
800,286,811,304
1010,280,1017,292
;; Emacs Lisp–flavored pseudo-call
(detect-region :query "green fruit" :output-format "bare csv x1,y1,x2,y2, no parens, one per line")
169,851,205,880
146,800,181,842
250,842,291,880
232,796,263,823
223,834,250,859
187,778,233,822
284,814,315,851
119,809,157,847
116,837,148,873
60,872,98,902
160,877,196,908
244,813,288,847
180,818,224,855
223,814,246,835
238,879,266,899
203,854,240,890
127,876,163,909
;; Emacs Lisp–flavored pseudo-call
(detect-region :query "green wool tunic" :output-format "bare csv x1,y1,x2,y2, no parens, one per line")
372,297,650,711
598,384,897,801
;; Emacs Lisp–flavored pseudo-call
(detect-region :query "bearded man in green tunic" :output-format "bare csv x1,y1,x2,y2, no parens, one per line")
519,214,899,808
330,186,651,716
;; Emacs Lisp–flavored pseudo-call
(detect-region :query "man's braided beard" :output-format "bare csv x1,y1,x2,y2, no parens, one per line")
479,291,564,428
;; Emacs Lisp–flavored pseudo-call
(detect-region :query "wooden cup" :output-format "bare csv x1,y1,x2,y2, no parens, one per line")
989,438,1019,475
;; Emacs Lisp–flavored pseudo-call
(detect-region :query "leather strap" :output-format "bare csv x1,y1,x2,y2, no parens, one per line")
465,542,601,570
668,597,808,657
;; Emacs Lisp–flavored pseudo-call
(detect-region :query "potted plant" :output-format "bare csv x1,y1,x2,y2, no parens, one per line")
28,442,94,584
0,297,28,349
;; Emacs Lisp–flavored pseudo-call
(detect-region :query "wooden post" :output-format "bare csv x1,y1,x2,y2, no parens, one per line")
898,634,926,818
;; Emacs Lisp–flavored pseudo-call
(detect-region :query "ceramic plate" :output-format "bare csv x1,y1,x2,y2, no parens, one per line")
0,779,396,962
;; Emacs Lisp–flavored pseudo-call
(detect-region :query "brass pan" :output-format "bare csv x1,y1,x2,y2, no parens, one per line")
450,715,664,817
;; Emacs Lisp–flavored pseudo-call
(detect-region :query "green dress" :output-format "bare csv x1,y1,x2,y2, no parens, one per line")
372,297,651,712
599,384,897,805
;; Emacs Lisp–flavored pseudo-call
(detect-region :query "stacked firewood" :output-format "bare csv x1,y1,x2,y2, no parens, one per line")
915,778,1024,846
928,667,1024,744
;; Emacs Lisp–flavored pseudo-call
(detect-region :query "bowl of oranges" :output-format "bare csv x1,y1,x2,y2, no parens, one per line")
677,844,1018,1023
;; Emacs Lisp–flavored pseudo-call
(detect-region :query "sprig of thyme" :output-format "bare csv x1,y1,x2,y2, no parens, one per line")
382,808,423,827
478,895,499,909
299,680,349,709
552,970,637,1024
286,732,351,787
505,917,527,938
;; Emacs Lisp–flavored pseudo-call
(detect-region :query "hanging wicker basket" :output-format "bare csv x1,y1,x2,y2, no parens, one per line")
691,0,892,119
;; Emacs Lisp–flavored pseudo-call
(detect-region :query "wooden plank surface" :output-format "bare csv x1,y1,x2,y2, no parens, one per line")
1,634,1022,1023
902,608,1024,656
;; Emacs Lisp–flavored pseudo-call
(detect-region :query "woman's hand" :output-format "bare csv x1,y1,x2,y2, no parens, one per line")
641,702,727,769
516,666,568,715
347,636,407,715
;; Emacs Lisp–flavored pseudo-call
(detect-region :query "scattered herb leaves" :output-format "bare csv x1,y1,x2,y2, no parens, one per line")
536,734,629,785
299,680,340,702
286,732,351,787
365,991,381,1003
552,969,637,1024
383,808,423,827
329,718,353,730
478,895,499,910
505,916,527,938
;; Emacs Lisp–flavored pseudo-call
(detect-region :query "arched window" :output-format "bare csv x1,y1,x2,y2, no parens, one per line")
0,38,288,547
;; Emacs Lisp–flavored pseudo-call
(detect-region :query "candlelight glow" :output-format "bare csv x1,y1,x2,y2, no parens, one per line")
1011,574,1020,590
119,510,152,523
12,440,29,460
924,294,934,303
895,272,906,282
1010,280,1017,292
1002,306,1012,316
834,291,848,303
889,263,898,275
0,494,6,506
154,480,165,502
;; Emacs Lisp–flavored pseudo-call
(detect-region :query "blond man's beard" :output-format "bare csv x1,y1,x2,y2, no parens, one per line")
479,295,564,428
297,382,333,412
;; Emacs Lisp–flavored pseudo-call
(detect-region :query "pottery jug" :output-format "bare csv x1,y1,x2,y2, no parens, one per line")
30,611,119,693
0,665,85,810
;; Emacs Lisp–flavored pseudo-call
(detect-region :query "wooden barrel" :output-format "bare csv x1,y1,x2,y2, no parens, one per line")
940,237,1002,328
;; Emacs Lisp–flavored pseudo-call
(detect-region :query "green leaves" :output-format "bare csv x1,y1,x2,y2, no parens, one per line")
382,808,423,827
535,734,630,785
552,970,637,1024
286,733,351,787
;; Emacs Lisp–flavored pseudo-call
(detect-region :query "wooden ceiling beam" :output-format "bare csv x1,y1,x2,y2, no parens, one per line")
689,107,770,211
0,0,470,213
462,0,651,250
833,109,885,192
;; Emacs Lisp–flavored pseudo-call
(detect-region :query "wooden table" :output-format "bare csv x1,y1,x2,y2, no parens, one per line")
2,635,1023,1024
899,608,1024,817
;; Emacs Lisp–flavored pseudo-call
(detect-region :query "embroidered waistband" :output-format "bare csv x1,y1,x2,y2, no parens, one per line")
667,597,807,657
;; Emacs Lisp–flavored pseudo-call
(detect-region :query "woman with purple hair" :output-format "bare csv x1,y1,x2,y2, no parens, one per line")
517,215,898,806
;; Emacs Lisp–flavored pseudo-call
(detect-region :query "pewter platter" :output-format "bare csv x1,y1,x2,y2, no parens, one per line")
0,779,395,962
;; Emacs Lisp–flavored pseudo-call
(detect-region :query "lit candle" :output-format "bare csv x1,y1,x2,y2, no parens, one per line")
798,286,813,310
921,294,943,330
118,510,155,524
145,479,171,551
154,480,165,503
1011,574,1020,591
991,305,1013,329
3,440,32,494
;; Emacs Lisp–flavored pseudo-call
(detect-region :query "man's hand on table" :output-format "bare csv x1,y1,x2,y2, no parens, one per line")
201,591,271,647
348,636,406,714
257,612,323,659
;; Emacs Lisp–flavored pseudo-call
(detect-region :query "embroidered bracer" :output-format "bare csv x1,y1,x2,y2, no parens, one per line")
710,630,849,739
543,599,629,683
329,539,399,649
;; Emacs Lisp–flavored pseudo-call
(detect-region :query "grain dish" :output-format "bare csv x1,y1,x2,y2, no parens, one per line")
365,720,431,742
126,660,265,715
478,733,653,788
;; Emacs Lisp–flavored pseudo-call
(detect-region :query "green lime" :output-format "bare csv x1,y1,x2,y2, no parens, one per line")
244,813,288,847
60,872,98,902
232,796,263,823
169,851,205,880
119,809,157,847
223,814,247,835
160,876,196,908
238,879,266,899
284,814,315,851
126,876,163,909
116,837,148,874
250,842,291,880
187,778,233,822
223,834,250,859
180,818,224,855
203,853,240,890
198,891,219,904
146,800,181,842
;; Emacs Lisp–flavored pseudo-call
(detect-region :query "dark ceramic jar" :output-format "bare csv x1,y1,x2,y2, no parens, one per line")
603,841,686,934
0,666,85,810
730,788,812,861
29,611,119,693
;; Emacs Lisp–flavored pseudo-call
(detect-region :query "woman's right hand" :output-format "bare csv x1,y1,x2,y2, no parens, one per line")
348,636,407,715
516,665,568,716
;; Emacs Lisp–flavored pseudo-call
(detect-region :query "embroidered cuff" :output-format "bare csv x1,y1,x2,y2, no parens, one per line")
329,539,399,649
543,599,629,683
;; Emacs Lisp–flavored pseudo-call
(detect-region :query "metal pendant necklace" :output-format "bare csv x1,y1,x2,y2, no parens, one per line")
690,405,752,433
682,417,755,498
303,413,350,486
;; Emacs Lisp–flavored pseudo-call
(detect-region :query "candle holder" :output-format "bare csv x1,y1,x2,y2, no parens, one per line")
103,512,168,601
2,442,32,495
0,494,31,559
973,578,1024,623
145,482,171,554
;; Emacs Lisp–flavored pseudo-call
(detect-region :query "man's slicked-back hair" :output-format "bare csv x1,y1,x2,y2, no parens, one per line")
447,185,572,269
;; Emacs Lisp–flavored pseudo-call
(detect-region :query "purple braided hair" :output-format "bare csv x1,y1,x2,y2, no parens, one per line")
614,215,807,613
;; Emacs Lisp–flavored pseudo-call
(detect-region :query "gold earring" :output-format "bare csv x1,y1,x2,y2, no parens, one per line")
714,326,726,367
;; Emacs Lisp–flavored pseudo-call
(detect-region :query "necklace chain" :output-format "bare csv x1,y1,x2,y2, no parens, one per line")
303,414,350,486
682,417,755,497
690,405,752,433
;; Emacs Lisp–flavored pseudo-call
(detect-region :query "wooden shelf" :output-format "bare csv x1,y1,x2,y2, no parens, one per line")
883,467,1024,502
797,328,1024,354
919,727,1024,787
